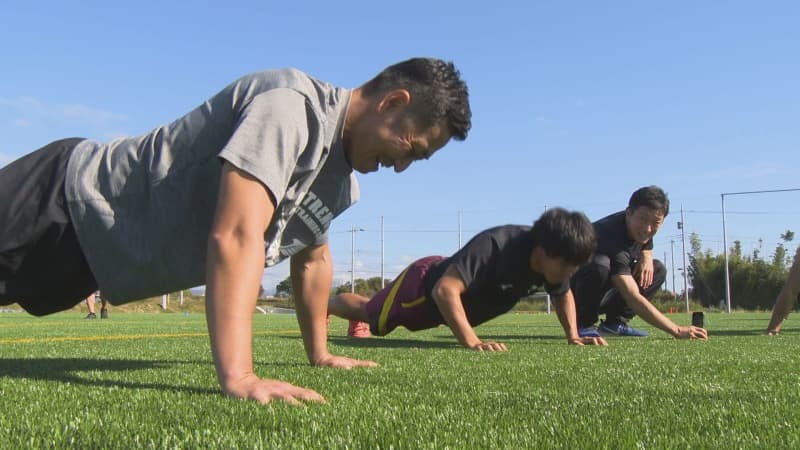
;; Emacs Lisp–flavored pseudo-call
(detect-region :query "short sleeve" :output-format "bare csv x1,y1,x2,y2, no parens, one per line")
450,233,495,288
218,88,311,203
610,250,634,276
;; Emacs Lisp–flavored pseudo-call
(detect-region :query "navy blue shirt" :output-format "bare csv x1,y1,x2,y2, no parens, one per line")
423,225,569,326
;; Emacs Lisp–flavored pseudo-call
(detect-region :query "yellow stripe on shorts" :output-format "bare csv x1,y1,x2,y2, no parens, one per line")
377,267,411,335
400,296,426,308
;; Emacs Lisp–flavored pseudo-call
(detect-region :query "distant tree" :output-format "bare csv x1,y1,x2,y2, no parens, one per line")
772,244,787,268
689,232,702,258
689,233,789,310
731,240,743,261
334,277,391,297
276,276,292,297
776,230,795,267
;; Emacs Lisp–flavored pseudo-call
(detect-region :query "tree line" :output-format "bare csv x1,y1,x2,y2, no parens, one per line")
688,230,794,310
274,276,391,302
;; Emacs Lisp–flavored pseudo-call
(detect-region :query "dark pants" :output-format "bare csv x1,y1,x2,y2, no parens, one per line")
0,138,98,315
571,254,666,328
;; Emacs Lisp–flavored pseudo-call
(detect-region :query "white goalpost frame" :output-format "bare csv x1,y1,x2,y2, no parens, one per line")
721,188,800,313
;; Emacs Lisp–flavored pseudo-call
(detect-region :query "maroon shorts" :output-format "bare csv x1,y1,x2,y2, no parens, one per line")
365,255,445,336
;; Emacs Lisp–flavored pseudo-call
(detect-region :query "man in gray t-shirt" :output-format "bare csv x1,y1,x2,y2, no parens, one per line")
0,57,472,405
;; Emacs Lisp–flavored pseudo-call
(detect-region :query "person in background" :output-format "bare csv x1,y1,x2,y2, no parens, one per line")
572,186,707,340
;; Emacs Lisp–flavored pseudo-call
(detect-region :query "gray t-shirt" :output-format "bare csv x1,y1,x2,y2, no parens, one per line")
64,69,358,302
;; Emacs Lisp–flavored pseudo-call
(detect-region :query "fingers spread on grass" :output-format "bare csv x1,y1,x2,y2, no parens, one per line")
245,379,325,406
472,342,507,352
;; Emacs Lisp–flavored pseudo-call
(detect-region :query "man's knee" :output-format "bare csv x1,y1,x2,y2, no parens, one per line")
652,259,666,283
575,255,611,287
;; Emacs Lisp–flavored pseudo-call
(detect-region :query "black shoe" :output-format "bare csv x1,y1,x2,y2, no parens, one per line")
85,313,97,319
100,308,108,319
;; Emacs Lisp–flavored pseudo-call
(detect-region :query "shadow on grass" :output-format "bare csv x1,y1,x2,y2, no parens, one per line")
708,328,794,337
325,334,562,349
325,336,458,349
0,358,220,395
478,334,563,341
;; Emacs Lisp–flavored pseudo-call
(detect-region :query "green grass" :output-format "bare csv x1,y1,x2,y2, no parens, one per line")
1,312,798,449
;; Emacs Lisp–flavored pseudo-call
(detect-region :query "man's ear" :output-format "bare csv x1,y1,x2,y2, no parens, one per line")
376,89,411,113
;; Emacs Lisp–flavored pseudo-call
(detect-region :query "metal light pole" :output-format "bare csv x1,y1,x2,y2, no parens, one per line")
721,194,732,313
680,206,689,311
380,216,385,289
350,226,365,293
670,239,677,299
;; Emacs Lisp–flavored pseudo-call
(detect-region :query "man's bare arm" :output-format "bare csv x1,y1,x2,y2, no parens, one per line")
205,162,324,404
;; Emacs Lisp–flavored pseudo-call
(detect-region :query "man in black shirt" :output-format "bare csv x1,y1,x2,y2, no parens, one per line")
571,186,708,339
328,208,608,349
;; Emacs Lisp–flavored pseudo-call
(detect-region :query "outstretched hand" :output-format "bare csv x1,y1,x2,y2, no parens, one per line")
313,353,379,369
224,374,326,405
675,325,708,340
568,336,608,346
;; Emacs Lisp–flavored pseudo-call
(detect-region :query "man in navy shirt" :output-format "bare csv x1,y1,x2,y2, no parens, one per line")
328,208,608,349
571,186,707,339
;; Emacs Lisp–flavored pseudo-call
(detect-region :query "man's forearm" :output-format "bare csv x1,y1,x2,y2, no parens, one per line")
552,293,580,340
626,295,678,336
205,235,264,390
433,290,480,347
291,247,333,364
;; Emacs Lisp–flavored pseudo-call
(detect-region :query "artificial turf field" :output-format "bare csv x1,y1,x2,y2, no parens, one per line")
0,311,798,448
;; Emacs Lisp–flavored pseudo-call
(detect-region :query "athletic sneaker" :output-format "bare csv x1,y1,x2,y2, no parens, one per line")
100,308,108,319
85,313,96,319
599,320,648,337
578,326,601,338
347,320,371,338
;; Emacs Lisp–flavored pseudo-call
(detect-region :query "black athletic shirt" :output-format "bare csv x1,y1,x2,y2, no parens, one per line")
423,225,569,326
593,211,654,276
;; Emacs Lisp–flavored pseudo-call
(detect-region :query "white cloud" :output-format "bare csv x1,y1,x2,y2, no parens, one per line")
398,254,417,264
12,118,30,128
60,104,127,123
0,95,127,128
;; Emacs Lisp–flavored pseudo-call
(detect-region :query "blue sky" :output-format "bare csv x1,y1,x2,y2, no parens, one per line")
2,1,798,295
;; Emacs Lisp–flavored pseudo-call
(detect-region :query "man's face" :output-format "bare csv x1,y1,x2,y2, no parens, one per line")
346,92,452,174
625,206,665,244
531,248,580,285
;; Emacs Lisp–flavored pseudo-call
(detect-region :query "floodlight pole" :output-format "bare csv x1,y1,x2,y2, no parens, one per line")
721,194,732,313
350,226,365,293
380,216,385,289
670,239,677,299
720,188,800,314
680,206,689,311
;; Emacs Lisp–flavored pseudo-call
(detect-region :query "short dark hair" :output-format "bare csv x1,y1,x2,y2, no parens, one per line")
628,185,670,216
530,208,596,266
361,57,471,141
